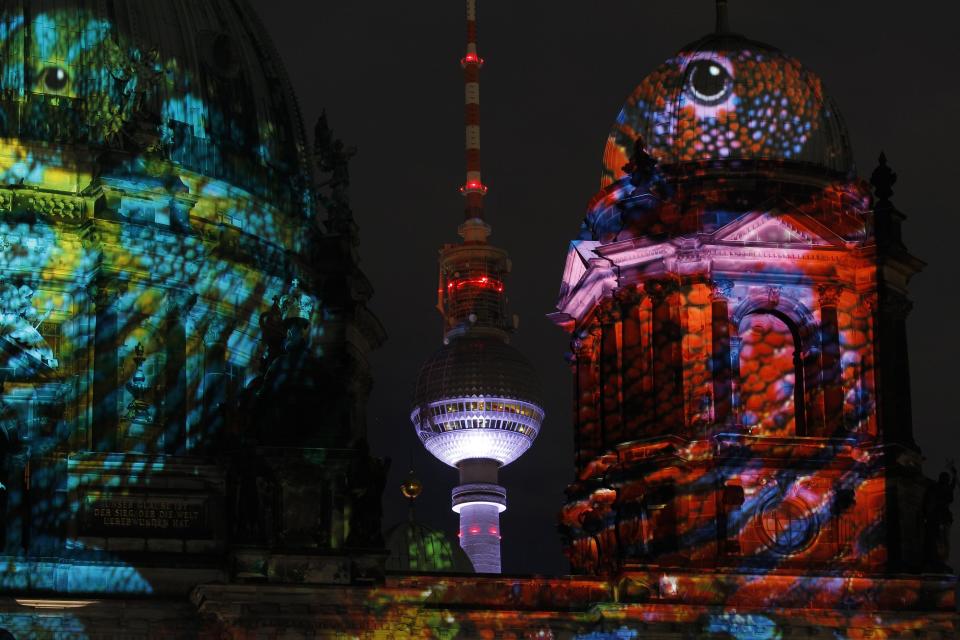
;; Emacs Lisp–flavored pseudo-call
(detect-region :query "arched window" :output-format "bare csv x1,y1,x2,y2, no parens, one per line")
736,310,806,436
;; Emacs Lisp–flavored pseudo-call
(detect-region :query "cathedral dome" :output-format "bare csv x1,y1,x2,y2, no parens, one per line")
600,31,853,187
384,518,473,573
0,1,311,217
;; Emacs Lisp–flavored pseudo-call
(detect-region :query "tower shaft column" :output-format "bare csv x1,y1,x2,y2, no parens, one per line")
453,458,505,573
457,501,502,573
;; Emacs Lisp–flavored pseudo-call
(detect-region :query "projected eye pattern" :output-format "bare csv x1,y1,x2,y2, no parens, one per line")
601,47,829,186
0,7,950,640
551,125,952,633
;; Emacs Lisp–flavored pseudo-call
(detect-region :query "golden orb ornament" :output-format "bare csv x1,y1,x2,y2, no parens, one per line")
400,470,423,501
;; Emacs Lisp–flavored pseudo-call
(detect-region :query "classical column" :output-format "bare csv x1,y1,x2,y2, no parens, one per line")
857,293,879,437
730,336,743,424
201,315,230,451
92,283,121,451
163,292,195,454
617,287,647,440
818,284,844,436
573,327,600,471
645,279,684,435
874,293,916,446
710,280,734,426
599,303,623,449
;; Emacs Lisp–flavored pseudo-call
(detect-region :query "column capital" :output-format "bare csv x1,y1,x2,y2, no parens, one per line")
598,303,621,326
162,290,198,323
613,285,644,308
879,292,914,317
201,315,231,347
816,284,843,308
588,321,603,340
92,279,125,310
710,279,734,301
643,277,680,300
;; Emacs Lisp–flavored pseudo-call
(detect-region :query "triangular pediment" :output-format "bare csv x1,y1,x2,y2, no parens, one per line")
558,240,599,299
712,209,844,247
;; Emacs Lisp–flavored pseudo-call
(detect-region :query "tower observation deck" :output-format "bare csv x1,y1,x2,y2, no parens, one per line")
410,0,544,574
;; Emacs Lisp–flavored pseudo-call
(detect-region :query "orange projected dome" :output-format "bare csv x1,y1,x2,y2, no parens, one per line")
600,32,853,187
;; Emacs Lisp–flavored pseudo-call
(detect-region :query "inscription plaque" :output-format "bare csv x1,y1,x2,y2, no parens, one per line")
80,493,209,538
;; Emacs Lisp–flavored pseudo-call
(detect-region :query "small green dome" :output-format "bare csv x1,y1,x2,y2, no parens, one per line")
384,518,473,573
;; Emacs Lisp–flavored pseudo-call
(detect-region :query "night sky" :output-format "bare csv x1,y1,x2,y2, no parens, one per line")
249,0,960,575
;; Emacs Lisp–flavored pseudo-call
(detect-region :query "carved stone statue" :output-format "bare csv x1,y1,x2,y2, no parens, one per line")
102,45,163,150
314,110,357,222
123,343,154,424
580,135,675,242
922,459,957,570
245,280,350,448
622,135,671,199
257,296,284,373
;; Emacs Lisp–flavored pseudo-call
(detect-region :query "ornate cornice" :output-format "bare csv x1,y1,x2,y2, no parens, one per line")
19,191,87,222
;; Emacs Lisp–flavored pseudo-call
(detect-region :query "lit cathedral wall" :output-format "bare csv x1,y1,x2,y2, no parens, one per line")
0,7,368,632
0,6,949,640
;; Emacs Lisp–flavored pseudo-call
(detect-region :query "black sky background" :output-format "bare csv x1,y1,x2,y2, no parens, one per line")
248,0,960,575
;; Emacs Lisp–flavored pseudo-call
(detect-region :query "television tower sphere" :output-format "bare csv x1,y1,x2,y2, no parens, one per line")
412,336,544,468
409,0,544,574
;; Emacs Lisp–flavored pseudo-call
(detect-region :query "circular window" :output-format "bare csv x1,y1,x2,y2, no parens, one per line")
758,497,817,554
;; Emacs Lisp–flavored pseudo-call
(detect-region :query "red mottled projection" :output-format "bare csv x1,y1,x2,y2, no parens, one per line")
601,44,845,188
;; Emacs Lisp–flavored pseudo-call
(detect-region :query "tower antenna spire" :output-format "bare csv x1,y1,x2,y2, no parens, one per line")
460,0,487,220
715,0,730,33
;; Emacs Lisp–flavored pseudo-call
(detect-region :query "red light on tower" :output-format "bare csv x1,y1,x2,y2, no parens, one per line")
412,0,544,577
460,180,488,196
461,52,484,67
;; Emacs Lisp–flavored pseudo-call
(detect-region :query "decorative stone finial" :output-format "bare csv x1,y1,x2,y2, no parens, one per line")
401,470,423,502
279,278,315,323
716,0,730,33
124,342,153,423
870,151,897,202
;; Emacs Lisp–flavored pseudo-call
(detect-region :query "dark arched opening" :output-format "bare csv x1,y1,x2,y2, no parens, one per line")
737,309,807,436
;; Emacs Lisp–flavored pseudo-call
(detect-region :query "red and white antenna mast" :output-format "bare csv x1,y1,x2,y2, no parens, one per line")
412,0,545,576
460,0,487,221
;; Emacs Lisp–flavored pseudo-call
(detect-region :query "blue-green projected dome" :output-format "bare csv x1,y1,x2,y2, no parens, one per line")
0,1,312,216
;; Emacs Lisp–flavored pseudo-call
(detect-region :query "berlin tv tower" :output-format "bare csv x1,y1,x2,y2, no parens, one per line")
410,0,545,574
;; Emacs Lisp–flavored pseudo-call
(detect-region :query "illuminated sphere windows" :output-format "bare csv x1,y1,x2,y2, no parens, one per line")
411,334,544,574
411,336,544,468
